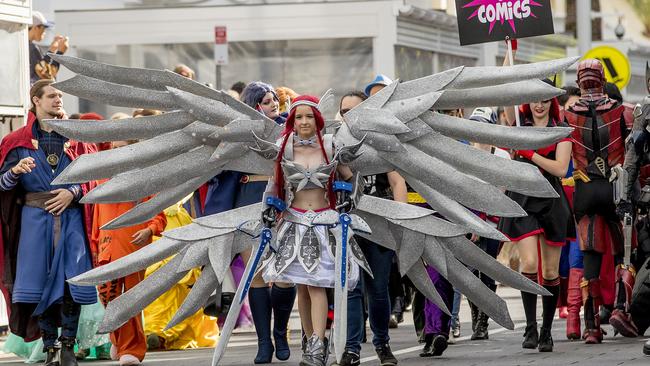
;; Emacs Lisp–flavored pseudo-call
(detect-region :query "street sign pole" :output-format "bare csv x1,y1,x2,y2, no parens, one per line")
505,36,521,127
214,26,228,90
576,0,592,56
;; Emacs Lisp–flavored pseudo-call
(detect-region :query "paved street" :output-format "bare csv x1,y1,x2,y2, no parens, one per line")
0,286,647,365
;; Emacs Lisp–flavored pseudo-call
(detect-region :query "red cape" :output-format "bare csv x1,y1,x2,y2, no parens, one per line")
0,112,98,340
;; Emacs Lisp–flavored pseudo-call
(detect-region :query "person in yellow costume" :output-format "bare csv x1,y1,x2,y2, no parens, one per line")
143,201,220,350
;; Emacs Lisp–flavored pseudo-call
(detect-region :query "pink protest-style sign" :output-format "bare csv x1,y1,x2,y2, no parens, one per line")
455,0,554,46
464,0,544,34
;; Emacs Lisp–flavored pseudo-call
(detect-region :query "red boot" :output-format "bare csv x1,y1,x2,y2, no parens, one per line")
566,268,583,340
582,278,603,344
609,265,639,337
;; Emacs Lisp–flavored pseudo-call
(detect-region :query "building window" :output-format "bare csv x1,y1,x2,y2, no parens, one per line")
395,46,433,81
437,52,477,72
0,28,25,108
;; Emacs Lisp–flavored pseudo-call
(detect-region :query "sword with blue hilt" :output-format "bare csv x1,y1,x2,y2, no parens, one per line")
332,180,354,364
211,196,286,366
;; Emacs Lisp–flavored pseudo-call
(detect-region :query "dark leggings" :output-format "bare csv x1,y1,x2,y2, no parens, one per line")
583,251,623,280
38,285,81,349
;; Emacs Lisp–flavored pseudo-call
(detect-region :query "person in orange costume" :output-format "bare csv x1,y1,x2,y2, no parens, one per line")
92,139,167,366
143,200,220,351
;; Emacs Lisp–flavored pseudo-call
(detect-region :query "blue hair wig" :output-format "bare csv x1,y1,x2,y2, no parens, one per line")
240,81,278,109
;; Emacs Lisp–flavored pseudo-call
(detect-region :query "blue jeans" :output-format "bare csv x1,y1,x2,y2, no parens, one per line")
346,236,394,353
451,288,461,328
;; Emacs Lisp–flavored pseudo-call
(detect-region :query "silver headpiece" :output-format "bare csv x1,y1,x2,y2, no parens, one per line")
288,89,336,113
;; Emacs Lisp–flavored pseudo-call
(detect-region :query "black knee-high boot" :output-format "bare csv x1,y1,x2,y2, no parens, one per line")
521,272,539,349
539,277,560,352
60,290,81,366
39,305,60,366
271,285,296,361
249,287,274,364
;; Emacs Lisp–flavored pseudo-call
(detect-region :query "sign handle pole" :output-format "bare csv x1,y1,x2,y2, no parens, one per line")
216,64,222,90
506,37,521,127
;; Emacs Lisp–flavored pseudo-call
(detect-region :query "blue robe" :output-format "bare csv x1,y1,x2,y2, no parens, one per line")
185,115,285,218
11,142,96,315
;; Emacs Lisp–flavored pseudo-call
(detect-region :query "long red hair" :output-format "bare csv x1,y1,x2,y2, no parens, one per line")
274,95,337,209
519,97,561,126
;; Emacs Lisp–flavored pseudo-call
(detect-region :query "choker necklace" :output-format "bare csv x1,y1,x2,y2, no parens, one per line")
294,134,317,146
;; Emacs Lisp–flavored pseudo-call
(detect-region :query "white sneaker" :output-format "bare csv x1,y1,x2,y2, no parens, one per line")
119,354,141,365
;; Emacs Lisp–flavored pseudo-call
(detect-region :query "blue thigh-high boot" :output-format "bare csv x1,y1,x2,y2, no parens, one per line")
249,287,274,363
271,284,296,361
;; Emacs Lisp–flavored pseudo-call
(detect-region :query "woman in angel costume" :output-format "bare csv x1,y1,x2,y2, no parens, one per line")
41,53,578,366
258,94,359,365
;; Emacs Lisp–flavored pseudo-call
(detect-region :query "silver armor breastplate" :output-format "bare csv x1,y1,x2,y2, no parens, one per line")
281,159,337,191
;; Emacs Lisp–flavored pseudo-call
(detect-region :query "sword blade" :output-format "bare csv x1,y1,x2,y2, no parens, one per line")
211,228,271,366
333,214,352,363
623,213,633,266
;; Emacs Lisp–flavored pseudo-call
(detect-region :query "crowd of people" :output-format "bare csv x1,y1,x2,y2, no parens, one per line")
1,12,649,366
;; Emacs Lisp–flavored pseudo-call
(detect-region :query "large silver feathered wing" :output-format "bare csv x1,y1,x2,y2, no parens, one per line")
46,54,577,364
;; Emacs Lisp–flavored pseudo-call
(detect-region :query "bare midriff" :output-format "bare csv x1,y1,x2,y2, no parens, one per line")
291,188,329,211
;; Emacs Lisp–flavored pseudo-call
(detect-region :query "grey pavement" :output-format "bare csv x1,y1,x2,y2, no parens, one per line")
0,286,647,365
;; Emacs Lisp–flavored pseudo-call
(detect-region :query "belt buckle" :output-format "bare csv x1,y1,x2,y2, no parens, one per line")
573,170,592,183
240,175,250,184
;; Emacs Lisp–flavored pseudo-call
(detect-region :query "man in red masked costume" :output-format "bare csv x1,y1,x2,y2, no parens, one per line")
564,59,636,344
0,79,98,366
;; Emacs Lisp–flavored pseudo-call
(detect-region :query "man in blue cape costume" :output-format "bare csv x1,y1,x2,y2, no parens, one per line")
0,79,98,366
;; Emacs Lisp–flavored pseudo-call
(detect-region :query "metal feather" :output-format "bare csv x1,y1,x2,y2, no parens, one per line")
420,111,573,149
68,237,187,286
421,236,448,277
405,260,450,315
101,173,213,230
383,146,526,217
98,255,189,333
167,87,250,125
176,239,211,272
437,246,514,329
434,79,564,110
52,130,199,185
45,111,196,142
80,146,214,203
165,266,219,330
445,57,580,89
52,75,177,110
403,173,508,240
208,235,234,283
440,236,550,296
410,131,559,198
